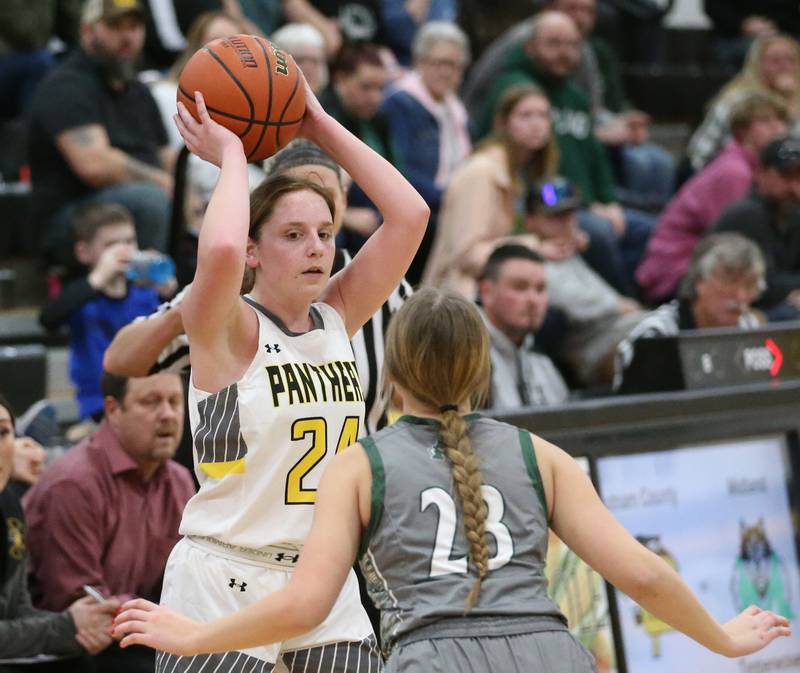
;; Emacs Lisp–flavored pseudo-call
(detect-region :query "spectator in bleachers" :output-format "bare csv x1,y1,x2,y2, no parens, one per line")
478,11,657,295
686,34,800,173
23,372,193,673
703,0,800,71
271,22,329,95
615,233,765,390
319,41,393,251
714,134,800,321
379,0,457,66
523,176,644,387
0,392,117,672
28,0,174,267
39,202,174,422
478,244,569,409
0,0,82,121
423,84,559,297
637,91,789,304
382,21,471,284
546,0,675,212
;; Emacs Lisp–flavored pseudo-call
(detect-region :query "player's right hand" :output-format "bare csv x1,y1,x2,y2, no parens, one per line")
175,91,243,168
719,605,790,657
113,598,203,656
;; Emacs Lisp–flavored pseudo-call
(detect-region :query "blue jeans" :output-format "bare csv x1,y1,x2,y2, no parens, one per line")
578,208,656,298
619,143,676,211
45,182,171,266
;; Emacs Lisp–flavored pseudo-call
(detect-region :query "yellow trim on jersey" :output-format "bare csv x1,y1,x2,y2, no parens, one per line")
199,458,247,478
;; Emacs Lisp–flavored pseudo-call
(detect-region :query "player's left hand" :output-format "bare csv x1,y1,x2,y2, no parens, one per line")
720,605,791,657
113,598,203,656
296,74,329,143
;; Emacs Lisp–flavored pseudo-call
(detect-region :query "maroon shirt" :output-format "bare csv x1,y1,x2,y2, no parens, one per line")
22,421,195,611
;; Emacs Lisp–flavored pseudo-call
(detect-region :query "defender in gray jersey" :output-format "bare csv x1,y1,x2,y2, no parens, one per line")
115,289,790,671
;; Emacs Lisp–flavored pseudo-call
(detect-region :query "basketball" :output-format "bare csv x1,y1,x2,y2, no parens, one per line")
177,34,306,162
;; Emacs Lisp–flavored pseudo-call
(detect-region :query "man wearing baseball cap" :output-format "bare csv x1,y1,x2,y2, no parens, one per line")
524,176,644,386
27,0,174,270
714,135,800,320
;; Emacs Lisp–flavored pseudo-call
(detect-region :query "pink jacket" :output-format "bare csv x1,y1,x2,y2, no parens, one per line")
636,141,758,303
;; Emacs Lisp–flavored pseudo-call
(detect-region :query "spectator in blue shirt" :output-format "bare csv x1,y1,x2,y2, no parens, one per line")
39,202,174,421
382,21,472,283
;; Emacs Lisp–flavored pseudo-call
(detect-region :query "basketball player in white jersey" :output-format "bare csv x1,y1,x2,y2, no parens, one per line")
116,289,789,672
147,80,428,673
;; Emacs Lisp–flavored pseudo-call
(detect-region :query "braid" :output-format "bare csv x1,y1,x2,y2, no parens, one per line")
438,409,490,611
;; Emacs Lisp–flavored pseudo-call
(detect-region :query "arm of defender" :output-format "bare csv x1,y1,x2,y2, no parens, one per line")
298,83,429,338
538,436,790,658
103,305,186,377
56,125,172,192
113,445,372,654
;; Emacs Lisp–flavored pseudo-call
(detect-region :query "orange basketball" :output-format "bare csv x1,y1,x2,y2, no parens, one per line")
177,34,306,162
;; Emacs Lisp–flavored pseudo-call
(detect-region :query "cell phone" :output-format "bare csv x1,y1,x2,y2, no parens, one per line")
82,585,108,603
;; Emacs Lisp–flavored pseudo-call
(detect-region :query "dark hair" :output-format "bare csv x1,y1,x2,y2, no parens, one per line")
0,393,15,429
268,140,341,180
479,244,545,282
101,372,129,403
248,174,337,241
331,42,383,78
73,202,134,243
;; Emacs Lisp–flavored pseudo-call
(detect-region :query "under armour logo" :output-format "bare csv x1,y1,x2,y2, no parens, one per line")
275,552,300,564
228,578,247,592
264,344,281,354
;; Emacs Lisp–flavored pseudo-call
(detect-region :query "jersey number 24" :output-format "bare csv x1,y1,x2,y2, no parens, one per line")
285,416,361,504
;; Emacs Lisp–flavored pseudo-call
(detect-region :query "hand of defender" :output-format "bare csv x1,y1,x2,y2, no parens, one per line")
719,605,790,657
175,91,243,167
113,598,203,656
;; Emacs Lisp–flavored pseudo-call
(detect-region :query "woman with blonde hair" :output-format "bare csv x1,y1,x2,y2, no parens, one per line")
114,287,789,671
687,34,800,172
422,84,559,297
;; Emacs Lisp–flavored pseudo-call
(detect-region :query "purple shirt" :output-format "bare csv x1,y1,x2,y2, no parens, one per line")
636,141,758,303
22,421,195,611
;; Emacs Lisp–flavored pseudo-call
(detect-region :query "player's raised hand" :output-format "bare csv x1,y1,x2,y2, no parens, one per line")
296,73,329,144
719,605,790,657
113,598,203,656
175,91,243,167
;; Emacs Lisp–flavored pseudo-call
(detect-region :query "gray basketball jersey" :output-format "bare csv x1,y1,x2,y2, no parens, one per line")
359,414,565,652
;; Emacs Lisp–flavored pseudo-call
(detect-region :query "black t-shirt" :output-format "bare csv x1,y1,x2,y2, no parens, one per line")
27,48,168,228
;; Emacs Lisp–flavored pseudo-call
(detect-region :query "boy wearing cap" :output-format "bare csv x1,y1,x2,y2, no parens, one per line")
525,177,644,386
714,135,800,320
28,0,174,267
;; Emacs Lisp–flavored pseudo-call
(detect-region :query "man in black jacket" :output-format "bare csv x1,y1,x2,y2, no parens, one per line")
714,135,800,320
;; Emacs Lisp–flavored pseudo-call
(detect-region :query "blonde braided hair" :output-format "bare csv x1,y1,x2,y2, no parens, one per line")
439,409,491,610
384,288,492,611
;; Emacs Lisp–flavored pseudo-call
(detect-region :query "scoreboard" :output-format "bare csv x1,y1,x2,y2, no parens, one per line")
617,323,800,393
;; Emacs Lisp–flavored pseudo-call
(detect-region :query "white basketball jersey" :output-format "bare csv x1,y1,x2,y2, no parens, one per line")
180,299,365,550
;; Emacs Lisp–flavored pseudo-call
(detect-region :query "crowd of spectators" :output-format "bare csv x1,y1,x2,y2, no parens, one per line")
2,0,800,669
